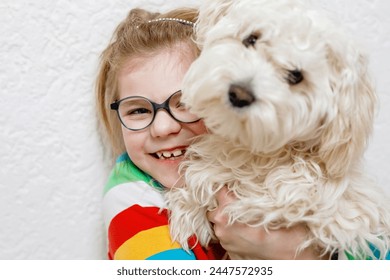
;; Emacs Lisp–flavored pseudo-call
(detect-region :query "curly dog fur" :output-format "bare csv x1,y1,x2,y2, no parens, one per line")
166,0,390,259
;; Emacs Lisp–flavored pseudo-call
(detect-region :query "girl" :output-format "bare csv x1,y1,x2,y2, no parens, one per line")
96,7,219,260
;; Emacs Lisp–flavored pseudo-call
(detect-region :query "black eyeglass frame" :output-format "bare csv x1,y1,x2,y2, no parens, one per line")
110,90,201,131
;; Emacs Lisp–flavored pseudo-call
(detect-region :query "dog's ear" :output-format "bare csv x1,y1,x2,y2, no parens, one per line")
195,0,233,47
318,38,377,178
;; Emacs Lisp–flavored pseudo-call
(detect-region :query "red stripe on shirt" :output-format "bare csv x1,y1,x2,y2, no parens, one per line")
108,205,168,258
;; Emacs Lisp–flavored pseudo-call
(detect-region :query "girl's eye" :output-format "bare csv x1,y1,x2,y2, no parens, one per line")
127,108,151,115
175,101,186,110
242,33,260,48
169,92,186,111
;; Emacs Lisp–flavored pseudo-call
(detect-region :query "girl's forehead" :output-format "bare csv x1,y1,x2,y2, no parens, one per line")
120,42,196,74
119,50,188,77
117,48,194,101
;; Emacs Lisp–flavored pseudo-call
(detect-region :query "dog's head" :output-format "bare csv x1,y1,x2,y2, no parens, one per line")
182,0,376,178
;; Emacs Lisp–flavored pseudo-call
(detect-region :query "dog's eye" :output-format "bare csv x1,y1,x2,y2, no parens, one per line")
242,33,259,48
286,70,304,85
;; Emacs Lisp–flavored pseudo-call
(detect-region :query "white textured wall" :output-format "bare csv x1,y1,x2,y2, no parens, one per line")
0,0,389,259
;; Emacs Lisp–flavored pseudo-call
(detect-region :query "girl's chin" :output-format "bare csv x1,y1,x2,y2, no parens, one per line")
157,176,183,189
151,163,183,188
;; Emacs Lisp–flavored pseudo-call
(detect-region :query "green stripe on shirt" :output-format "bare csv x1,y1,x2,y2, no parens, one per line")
103,153,163,194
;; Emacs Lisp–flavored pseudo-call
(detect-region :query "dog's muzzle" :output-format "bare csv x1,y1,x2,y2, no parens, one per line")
228,84,255,108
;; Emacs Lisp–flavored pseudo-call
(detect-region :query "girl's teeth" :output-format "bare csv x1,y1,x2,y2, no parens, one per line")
156,149,185,159
172,150,183,157
163,151,172,158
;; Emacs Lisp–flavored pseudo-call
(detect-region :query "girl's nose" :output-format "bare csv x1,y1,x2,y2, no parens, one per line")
149,110,181,137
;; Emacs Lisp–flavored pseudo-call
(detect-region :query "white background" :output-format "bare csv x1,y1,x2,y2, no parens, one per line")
0,0,389,259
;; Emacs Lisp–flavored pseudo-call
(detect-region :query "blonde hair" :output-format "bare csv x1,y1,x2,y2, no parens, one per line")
96,7,199,159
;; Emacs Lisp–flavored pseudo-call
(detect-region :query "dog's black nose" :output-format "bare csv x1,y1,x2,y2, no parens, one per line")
228,84,255,108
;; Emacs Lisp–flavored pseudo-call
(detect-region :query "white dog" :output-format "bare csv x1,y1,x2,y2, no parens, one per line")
166,0,390,259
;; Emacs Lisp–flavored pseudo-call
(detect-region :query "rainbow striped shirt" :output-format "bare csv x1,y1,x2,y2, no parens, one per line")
103,153,216,260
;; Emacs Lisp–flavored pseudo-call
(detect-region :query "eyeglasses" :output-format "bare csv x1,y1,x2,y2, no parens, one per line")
110,90,200,131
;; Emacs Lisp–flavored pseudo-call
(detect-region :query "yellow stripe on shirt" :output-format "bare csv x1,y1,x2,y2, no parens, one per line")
114,225,182,260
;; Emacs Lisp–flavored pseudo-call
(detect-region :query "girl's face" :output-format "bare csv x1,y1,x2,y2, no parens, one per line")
117,45,207,188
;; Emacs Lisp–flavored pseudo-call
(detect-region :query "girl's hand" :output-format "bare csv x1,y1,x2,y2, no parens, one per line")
207,186,325,260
